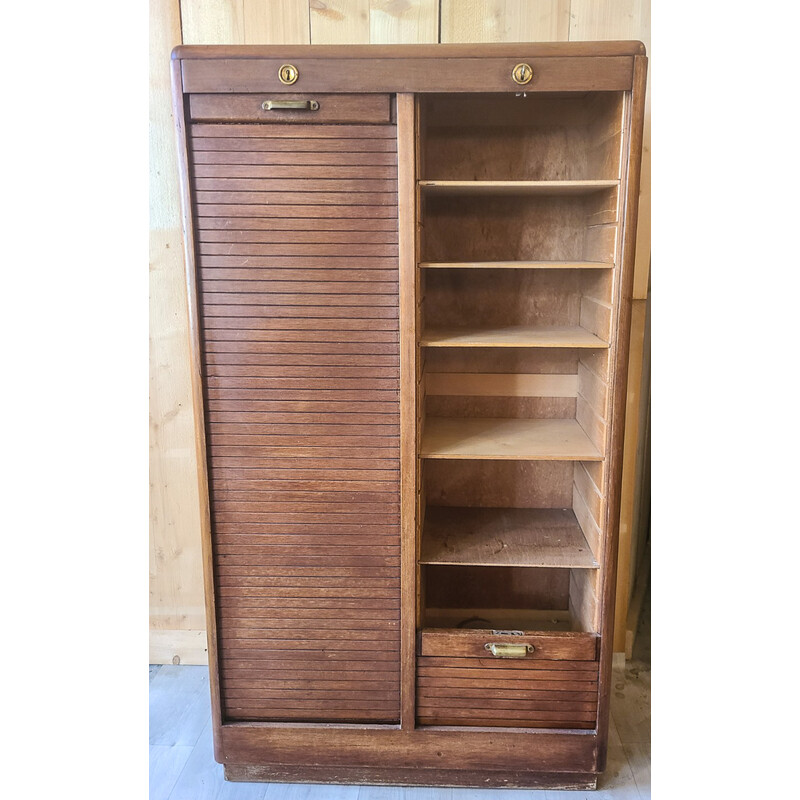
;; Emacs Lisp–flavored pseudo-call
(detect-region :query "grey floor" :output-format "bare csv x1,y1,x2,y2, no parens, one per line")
150,589,650,799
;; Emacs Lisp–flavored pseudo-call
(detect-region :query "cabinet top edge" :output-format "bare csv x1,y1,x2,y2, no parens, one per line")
172,41,646,61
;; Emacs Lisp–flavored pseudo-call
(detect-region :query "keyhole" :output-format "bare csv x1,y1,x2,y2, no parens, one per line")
278,64,298,85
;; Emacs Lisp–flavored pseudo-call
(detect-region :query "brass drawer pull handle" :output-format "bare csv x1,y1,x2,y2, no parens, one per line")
484,642,534,658
262,100,320,111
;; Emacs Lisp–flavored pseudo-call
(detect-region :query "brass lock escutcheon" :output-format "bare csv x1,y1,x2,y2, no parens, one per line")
484,642,535,658
278,63,299,85
512,63,533,86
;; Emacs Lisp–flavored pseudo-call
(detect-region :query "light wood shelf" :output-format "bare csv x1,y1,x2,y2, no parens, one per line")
421,506,599,569
420,325,609,349
421,417,603,461
419,179,619,196
419,261,614,270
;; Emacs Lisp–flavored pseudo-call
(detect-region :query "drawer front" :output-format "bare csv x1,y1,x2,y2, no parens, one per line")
189,93,391,124
189,120,401,724
420,629,598,661
417,630,599,729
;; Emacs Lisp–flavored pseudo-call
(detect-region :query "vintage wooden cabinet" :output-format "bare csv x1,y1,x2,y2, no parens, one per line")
172,42,647,790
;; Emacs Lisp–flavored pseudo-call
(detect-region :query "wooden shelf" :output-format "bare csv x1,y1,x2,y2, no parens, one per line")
420,325,609,349
421,507,598,568
424,608,575,632
421,418,603,461
419,180,619,196
419,261,614,270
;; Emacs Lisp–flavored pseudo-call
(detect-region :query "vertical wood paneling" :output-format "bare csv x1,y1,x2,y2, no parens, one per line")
310,0,370,43
310,2,438,46
440,0,570,43
149,0,206,662
570,0,651,298
244,0,311,43
180,0,245,44
370,0,439,43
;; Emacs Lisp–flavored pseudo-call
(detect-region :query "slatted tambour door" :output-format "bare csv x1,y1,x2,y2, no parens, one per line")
187,119,401,723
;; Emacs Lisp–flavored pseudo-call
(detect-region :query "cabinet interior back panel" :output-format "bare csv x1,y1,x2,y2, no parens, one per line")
188,121,401,723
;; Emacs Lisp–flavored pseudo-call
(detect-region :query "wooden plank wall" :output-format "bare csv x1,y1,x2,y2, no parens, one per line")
149,0,651,663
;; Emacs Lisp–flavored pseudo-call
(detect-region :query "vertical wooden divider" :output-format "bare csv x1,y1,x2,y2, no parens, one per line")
397,92,418,730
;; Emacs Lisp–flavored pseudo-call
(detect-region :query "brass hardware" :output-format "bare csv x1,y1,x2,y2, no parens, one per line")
512,63,533,85
484,642,534,658
278,64,299,85
262,99,320,111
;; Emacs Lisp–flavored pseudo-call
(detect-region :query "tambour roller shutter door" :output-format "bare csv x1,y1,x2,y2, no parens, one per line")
187,119,401,723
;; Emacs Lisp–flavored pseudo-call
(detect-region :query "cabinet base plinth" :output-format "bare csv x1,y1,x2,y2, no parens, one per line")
224,764,597,790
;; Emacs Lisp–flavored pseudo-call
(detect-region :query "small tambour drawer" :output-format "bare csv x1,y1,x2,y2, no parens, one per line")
188,93,391,124
417,629,600,729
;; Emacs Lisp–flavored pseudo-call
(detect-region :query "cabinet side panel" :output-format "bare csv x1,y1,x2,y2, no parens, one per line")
187,119,401,724
595,54,648,768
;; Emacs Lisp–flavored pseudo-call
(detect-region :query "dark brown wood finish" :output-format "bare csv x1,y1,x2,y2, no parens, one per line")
173,42,647,789
188,118,402,724
181,56,634,94
225,764,597,790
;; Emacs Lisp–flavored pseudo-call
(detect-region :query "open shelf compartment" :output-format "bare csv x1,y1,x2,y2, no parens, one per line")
419,458,606,634
420,347,612,462
420,506,598,569
421,269,615,349
419,92,625,182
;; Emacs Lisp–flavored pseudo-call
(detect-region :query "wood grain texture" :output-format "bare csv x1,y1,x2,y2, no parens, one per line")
170,52,225,757
417,654,598,728
179,0,244,45
306,0,450,47
421,260,613,270
175,42,645,58
226,763,597,789
440,0,570,43
420,179,619,195
426,372,578,397
180,55,635,93
421,417,603,461
370,0,439,44
419,629,597,661
592,53,648,772
420,507,598,568
189,93,391,124
396,93,417,731
569,1,650,299
187,119,402,723
421,326,608,349
149,0,206,660
613,297,647,652
220,724,597,772
152,660,651,792
244,0,310,44
152,0,651,699
159,28,652,796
